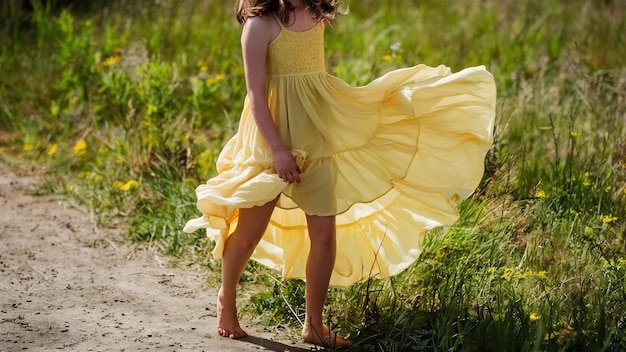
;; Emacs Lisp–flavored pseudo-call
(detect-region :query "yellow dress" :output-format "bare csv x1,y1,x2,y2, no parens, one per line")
184,19,496,288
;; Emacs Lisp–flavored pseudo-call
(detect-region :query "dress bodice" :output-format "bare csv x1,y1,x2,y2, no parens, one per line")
267,22,325,76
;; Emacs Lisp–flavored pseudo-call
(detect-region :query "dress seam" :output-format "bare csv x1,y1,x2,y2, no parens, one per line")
268,70,325,78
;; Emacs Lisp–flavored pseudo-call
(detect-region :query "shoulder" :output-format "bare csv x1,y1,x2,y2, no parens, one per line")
245,14,276,28
242,15,280,44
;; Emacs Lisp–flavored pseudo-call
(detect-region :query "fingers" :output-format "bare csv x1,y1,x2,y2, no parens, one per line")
280,170,301,183
292,171,301,183
275,151,302,183
280,165,301,183
291,165,302,183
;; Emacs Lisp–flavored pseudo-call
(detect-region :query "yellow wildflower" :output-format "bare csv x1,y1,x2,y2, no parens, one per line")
570,131,579,138
113,180,139,192
103,55,121,66
206,73,225,86
23,143,34,152
48,143,58,156
73,139,87,156
487,267,497,274
502,267,516,281
529,313,540,322
200,65,209,72
537,271,547,279
535,189,546,198
382,54,392,61
123,180,139,191
147,104,158,115
601,214,618,223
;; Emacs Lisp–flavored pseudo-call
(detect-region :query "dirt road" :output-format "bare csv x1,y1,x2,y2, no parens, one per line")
0,162,313,352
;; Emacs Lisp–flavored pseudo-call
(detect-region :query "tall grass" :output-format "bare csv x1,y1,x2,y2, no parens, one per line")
1,0,624,350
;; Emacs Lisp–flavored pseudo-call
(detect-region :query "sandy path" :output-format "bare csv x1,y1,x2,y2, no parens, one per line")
0,163,313,352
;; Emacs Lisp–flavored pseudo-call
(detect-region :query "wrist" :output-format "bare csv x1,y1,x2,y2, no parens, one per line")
269,143,289,155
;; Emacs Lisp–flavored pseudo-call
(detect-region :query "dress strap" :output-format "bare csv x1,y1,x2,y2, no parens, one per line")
271,13,284,29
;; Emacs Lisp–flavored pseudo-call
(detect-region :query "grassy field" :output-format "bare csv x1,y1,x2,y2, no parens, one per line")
1,0,625,350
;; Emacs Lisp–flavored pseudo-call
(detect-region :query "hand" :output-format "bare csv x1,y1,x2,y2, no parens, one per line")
274,150,301,184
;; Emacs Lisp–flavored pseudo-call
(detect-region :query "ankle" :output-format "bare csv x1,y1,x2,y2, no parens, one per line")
302,314,322,327
217,288,238,308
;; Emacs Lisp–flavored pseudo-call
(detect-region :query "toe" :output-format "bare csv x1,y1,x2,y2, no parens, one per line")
217,327,230,338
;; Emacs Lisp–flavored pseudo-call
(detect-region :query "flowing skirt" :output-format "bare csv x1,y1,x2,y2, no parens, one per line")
184,64,496,288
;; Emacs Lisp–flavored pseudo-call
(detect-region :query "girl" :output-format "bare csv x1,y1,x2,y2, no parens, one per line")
184,0,496,348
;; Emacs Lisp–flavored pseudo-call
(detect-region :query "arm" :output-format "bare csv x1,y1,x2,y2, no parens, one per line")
241,16,301,183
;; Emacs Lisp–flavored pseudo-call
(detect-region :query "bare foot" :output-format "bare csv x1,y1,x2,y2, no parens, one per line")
302,324,352,349
217,288,248,339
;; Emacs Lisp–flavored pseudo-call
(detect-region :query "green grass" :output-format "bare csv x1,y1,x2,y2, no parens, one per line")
1,0,625,350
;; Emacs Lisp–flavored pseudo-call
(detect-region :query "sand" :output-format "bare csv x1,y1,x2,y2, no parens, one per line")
0,162,314,352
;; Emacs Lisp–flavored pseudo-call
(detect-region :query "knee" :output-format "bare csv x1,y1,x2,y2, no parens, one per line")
240,237,261,253
311,228,336,248
227,230,263,253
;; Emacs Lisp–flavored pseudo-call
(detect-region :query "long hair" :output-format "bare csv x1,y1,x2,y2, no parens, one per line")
235,0,339,25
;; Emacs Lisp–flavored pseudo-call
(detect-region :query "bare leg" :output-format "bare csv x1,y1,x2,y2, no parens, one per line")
217,197,278,339
301,215,352,348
